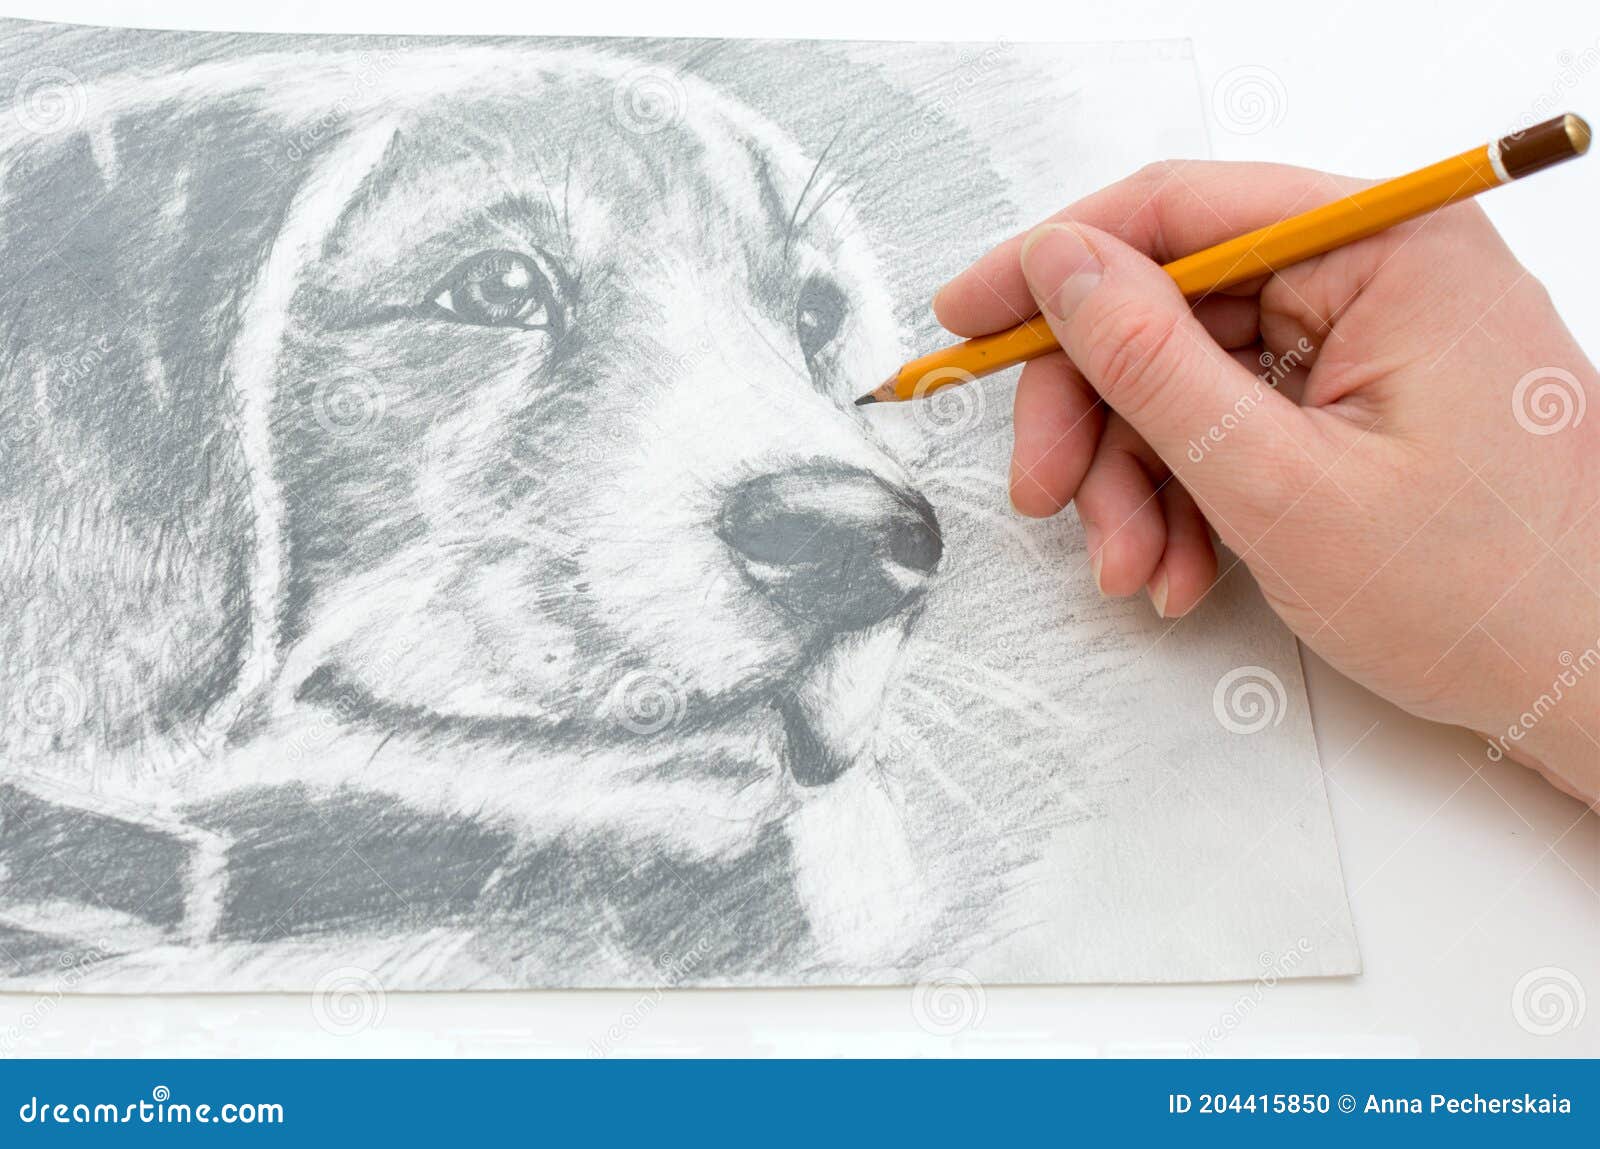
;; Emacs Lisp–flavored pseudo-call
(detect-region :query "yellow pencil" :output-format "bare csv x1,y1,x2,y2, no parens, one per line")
855,112,1591,406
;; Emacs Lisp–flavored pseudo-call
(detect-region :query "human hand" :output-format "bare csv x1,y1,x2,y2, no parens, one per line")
935,161,1600,802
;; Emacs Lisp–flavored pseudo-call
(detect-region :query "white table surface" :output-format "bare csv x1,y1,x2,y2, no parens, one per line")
2,0,1595,1058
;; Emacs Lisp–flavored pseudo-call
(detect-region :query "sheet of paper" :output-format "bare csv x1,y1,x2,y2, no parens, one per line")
0,22,1359,989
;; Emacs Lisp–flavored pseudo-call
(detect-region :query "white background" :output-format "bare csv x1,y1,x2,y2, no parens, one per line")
1,0,1595,1056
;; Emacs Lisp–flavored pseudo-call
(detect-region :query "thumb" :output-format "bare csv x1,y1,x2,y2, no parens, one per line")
1019,221,1311,520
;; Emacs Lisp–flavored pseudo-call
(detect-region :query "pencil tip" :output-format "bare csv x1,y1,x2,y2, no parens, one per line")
854,377,900,406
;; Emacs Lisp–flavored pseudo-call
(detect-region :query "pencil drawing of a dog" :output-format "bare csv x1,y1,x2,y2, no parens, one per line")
0,37,1022,986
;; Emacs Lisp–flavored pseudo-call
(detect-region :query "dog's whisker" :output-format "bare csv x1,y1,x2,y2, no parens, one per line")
919,464,1008,489
919,474,1006,507
784,121,849,260
901,676,1049,736
907,655,1087,733
896,684,1099,820
798,172,853,236
560,145,575,245
520,146,567,243
877,721,1006,839
916,490,1049,562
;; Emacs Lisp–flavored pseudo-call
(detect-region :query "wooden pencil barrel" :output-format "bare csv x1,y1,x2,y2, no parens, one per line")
1163,147,1502,296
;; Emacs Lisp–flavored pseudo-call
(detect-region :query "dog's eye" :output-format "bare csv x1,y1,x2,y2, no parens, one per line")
425,250,558,330
796,276,847,364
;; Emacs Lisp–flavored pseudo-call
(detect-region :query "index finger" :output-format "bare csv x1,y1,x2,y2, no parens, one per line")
933,160,1367,337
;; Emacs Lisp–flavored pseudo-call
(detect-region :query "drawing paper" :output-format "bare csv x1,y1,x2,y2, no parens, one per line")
0,22,1359,989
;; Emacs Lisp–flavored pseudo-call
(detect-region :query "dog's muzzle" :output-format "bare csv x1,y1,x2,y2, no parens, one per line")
717,463,942,633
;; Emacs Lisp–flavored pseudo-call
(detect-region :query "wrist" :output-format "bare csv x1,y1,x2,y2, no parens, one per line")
1478,655,1600,805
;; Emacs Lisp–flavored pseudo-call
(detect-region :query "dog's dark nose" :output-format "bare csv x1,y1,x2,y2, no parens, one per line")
717,464,942,632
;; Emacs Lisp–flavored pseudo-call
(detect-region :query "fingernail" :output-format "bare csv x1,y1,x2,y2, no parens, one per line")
1148,569,1169,617
1019,224,1102,323
1084,523,1104,593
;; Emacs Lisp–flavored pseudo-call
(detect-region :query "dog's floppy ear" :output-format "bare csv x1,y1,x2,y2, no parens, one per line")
0,92,318,765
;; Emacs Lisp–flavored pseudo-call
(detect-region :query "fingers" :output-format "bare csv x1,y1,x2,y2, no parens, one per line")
1009,353,1105,517
1017,221,1315,526
985,163,1352,613
1022,408,1221,614
935,161,1367,338
1074,418,1167,597
1148,481,1218,618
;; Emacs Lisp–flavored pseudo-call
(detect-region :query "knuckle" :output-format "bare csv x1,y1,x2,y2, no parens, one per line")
1518,273,1554,314
1081,297,1186,419
1130,158,1207,201
1132,159,1180,188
